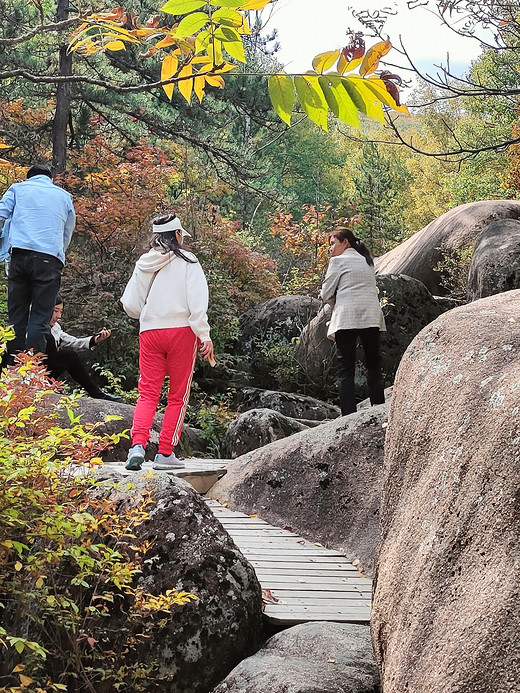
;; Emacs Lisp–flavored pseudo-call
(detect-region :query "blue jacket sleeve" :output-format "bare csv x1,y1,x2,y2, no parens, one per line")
63,200,76,250
0,186,15,221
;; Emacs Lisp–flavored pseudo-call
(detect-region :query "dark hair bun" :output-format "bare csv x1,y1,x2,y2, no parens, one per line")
152,213,176,227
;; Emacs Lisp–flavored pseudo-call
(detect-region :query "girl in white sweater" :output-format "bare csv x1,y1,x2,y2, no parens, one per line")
121,214,214,471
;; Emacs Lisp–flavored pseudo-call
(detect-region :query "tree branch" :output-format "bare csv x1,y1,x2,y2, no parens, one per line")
0,18,79,46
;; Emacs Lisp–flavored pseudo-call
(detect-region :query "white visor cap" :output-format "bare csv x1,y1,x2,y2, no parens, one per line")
152,216,192,237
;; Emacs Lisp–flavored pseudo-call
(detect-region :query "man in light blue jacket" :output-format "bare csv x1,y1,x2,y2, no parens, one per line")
0,164,76,356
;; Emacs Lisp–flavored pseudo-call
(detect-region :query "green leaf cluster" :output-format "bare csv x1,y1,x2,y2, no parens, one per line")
269,70,408,130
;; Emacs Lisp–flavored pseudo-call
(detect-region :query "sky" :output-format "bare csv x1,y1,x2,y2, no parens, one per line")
262,0,485,79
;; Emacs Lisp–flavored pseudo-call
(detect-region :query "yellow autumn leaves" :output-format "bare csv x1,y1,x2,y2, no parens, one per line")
69,0,272,104
68,1,408,126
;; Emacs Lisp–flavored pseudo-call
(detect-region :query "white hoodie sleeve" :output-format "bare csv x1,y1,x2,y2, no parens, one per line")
52,323,91,351
120,265,155,319
186,260,211,342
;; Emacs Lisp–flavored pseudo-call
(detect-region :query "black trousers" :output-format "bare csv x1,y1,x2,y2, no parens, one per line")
8,249,63,354
335,327,385,416
45,334,103,398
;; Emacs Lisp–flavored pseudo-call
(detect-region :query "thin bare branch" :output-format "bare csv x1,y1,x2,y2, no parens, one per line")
0,18,79,46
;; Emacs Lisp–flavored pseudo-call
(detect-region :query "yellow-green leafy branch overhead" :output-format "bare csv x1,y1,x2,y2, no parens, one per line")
67,0,408,128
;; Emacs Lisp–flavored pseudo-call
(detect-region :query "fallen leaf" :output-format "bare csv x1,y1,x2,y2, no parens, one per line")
262,588,279,604
249,513,258,518
283,525,293,531
352,559,360,566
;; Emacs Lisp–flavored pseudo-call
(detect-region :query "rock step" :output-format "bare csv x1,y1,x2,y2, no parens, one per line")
99,458,228,493
206,500,372,626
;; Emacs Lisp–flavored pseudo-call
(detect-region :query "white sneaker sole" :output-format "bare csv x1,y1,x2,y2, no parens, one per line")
153,463,185,470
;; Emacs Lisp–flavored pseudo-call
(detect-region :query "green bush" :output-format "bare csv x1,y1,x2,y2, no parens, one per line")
434,246,474,301
0,328,195,692
249,328,301,392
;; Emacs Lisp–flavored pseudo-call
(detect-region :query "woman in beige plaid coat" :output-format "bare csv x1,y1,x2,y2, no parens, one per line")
320,227,386,415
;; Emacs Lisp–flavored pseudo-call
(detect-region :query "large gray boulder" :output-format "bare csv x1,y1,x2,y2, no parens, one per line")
93,473,263,692
375,199,520,295
234,387,340,421
238,295,321,391
372,290,520,693
222,408,309,458
239,295,320,343
295,274,451,401
209,403,389,575
47,396,208,460
467,218,520,301
212,622,379,693
293,303,337,399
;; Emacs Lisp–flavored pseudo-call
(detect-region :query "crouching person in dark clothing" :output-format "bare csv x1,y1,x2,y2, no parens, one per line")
46,295,122,401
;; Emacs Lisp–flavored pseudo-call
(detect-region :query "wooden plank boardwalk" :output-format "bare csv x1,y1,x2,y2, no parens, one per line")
95,462,371,624
206,500,372,626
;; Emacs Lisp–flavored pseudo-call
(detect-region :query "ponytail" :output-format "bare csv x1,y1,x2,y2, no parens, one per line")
330,227,374,266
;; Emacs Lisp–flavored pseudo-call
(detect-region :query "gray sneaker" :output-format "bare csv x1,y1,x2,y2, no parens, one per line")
153,453,185,470
125,444,145,471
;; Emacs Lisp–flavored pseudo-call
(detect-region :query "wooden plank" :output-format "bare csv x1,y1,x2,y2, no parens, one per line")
224,526,295,532
224,529,299,537
231,543,342,552
238,547,346,556
266,589,372,599
253,561,358,571
256,582,371,591
265,603,371,612
267,596,371,606
239,547,345,555
254,574,371,585
263,609,370,626
264,600,370,620
225,535,327,544
212,518,270,525
264,604,372,613
254,568,358,578
250,559,356,568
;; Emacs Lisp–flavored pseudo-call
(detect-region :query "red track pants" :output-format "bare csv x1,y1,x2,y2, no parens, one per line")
131,326,198,455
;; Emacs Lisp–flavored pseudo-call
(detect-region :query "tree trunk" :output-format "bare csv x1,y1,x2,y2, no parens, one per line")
51,0,72,175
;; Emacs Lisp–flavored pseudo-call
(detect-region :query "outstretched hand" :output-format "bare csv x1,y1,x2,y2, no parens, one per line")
94,328,111,344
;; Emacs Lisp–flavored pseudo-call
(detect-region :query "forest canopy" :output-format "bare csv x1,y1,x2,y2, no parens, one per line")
0,0,518,382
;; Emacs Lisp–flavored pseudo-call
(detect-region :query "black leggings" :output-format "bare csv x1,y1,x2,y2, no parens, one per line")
335,327,385,416
45,334,102,397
